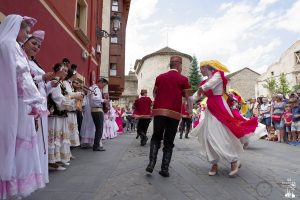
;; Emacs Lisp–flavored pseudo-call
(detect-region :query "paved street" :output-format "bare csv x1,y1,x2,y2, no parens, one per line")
26,128,300,200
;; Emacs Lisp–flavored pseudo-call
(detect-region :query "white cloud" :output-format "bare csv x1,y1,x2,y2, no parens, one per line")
277,0,300,33
128,0,158,21
125,0,297,75
255,0,280,12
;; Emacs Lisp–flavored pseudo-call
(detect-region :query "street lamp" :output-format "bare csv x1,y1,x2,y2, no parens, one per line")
97,14,121,38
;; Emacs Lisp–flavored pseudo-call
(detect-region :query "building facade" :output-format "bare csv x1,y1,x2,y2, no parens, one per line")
256,40,300,97
116,70,138,108
108,0,130,99
0,0,130,98
134,47,192,99
226,67,260,100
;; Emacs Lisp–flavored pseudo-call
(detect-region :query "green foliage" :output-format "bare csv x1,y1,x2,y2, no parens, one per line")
262,77,278,96
189,56,203,94
293,84,300,92
277,73,290,96
263,73,291,96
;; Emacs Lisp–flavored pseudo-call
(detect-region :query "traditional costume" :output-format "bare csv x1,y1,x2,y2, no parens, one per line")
133,89,152,146
0,15,46,199
192,60,258,177
63,80,80,147
27,30,50,184
48,80,73,166
80,96,96,147
146,56,192,177
116,108,124,133
90,81,106,151
179,100,192,139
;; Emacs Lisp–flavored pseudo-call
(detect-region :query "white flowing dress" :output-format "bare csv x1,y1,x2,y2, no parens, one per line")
63,80,80,147
191,72,243,164
80,96,96,145
29,60,51,184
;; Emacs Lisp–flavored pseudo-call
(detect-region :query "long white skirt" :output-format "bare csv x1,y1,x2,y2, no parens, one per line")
81,110,95,145
13,100,45,198
48,116,71,163
191,108,243,164
67,112,80,147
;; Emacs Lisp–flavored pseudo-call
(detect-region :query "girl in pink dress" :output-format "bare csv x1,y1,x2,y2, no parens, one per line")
116,106,124,133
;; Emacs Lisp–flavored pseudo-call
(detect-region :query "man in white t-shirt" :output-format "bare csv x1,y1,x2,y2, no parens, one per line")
260,97,271,132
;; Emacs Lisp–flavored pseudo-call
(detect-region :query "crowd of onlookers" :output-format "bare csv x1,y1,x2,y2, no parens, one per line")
244,91,300,145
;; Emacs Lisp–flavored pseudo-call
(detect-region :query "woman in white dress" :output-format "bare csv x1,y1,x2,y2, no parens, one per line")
192,60,258,177
48,63,80,169
23,30,58,184
0,15,48,199
63,66,82,149
80,95,96,147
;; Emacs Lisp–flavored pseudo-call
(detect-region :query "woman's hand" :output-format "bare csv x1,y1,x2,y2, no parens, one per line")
42,72,54,81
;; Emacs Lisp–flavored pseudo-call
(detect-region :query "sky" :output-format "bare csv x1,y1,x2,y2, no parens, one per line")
125,0,300,75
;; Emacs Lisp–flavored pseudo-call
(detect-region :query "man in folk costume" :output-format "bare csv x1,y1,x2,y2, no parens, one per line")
146,55,193,177
90,77,109,151
179,98,192,139
133,89,152,146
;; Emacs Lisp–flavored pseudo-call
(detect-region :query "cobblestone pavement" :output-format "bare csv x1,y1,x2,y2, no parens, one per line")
26,128,300,200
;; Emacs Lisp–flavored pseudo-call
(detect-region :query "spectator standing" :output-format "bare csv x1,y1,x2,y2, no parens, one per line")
260,97,272,133
271,94,285,143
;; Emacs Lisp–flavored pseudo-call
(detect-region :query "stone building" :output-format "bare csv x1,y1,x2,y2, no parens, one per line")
115,70,138,108
134,46,192,99
226,67,260,100
256,40,300,97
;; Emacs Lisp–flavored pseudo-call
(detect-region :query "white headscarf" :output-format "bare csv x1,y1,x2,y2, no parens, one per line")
0,15,28,180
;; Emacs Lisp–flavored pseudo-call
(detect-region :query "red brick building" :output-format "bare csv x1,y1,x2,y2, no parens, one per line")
0,0,130,99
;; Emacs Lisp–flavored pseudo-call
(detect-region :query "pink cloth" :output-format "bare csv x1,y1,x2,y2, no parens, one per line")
116,110,123,133
201,70,258,139
32,30,45,42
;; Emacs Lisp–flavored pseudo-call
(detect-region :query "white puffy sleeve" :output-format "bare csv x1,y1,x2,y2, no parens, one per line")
50,86,74,111
200,71,223,92
15,47,44,107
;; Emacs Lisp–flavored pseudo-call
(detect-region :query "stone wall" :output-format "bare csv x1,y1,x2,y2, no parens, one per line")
227,68,260,100
116,72,138,108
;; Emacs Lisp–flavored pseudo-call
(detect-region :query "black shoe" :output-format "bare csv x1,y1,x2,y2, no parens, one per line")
146,141,160,173
141,136,148,146
185,134,189,139
159,170,170,177
136,134,140,139
159,148,172,178
93,146,106,151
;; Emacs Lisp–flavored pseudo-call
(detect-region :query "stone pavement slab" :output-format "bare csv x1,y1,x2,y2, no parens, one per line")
25,130,300,200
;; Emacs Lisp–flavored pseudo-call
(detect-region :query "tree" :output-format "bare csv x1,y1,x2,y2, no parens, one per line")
262,77,278,96
189,56,202,94
277,73,291,96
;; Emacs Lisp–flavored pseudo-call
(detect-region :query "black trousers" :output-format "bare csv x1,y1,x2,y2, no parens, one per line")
179,117,192,134
91,111,104,148
151,116,180,151
76,110,83,135
137,118,151,136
